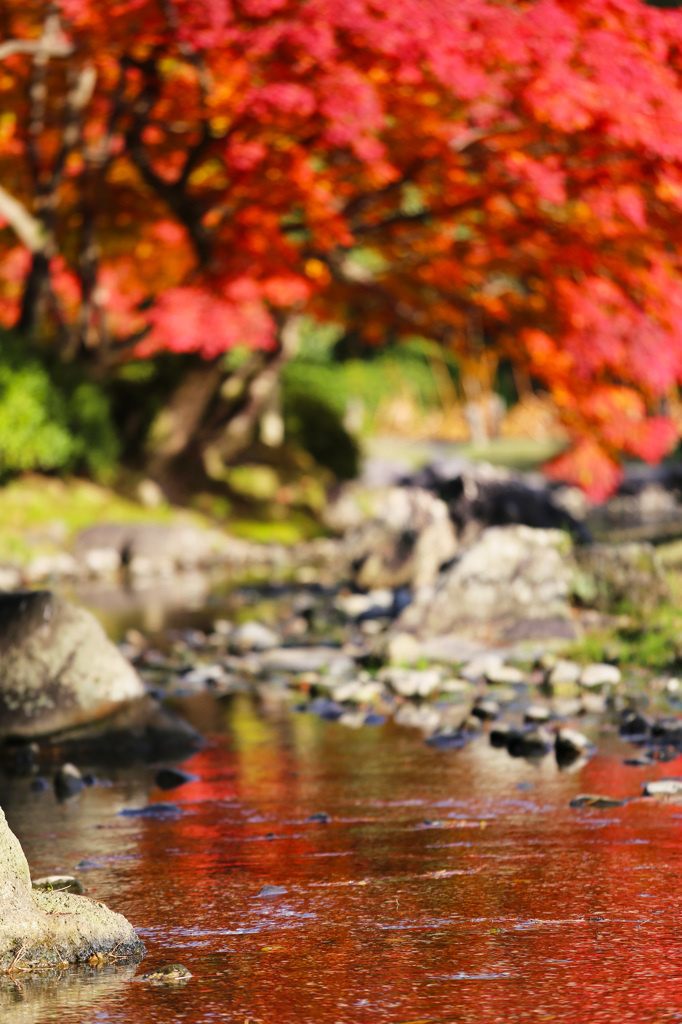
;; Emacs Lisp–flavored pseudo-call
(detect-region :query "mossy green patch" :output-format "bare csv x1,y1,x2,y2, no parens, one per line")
0,474,212,565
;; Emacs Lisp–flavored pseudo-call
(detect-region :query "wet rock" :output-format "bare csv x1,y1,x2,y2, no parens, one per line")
32,876,84,895
642,779,682,796
507,726,552,759
0,806,144,969
471,698,500,722
229,621,280,654
344,487,458,590
489,723,512,749
0,591,145,741
569,794,626,808
580,663,621,689
364,712,386,726
29,777,48,793
425,729,470,749
395,526,572,640
618,708,651,741
118,803,183,819
135,964,192,986
54,763,85,801
154,768,199,791
555,728,593,767
75,859,101,870
256,885,288,897
651,717,682,744
307,812,330,823
308,697,345,721
524,705,551,725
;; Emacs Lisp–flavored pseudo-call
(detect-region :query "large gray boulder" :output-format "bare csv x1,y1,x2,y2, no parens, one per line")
0,591,145,740
0,805,144,970
395,525,573,640
344,487,458,590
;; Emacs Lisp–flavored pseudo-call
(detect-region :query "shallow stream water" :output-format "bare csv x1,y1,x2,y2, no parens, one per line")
3,683,682,1023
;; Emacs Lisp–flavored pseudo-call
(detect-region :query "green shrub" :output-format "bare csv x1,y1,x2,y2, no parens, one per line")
0,332,119,479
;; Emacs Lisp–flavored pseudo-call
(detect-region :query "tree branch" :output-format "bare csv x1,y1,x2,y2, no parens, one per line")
0,185,47,252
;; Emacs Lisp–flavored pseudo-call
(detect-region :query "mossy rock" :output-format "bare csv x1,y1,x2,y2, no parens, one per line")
572,542,669,613
0,807,144,971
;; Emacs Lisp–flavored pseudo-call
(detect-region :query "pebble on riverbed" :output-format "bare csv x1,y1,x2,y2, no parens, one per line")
135,964,192,985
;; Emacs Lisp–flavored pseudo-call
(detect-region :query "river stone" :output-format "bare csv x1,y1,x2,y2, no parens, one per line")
344,487,458,590
0,591,145,741
0,806,144,970
580,663,621,689
395,526,572,639
548,659,582,687
642,779,682,796
259,647,355,678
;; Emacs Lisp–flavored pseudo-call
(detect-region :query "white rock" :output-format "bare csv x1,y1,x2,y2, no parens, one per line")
485,663,525,685
580,663,621,689
549,659,582,686
643,779,682,796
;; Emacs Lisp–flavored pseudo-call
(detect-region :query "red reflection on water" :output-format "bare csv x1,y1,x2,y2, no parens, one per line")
6,697,682,1023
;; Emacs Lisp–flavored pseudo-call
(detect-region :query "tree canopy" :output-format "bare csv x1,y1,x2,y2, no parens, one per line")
3,0,682,496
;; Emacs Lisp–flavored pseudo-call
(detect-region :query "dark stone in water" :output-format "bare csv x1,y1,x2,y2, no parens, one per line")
490,724,511,749
619,711,652,740
364,712,386,727
471,699,500,722
651,717,682,744
75,859,102,870
569,794,626,808
135,964,192,986
118,802,183,819
82,773,98,787
307,812,330,823
257,885,287,897
507,728,552,759
623,756,654,767
425,731,469,750
54,763,85,800
155,767,199,790
30,776,49,792
309,698,345,721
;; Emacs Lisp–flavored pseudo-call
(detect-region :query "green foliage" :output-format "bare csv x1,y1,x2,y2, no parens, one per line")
285,318,458,424
282,386,360,480
0,331,119,479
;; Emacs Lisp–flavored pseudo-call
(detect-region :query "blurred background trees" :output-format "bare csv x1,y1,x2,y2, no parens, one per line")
3,0,682,508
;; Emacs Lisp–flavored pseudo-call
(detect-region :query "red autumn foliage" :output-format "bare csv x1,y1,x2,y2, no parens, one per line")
2,0,682,494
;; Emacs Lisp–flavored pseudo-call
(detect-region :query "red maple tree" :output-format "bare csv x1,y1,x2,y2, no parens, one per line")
2,0,682,496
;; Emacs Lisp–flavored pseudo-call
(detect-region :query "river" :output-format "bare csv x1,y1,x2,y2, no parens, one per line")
2,677,682,1023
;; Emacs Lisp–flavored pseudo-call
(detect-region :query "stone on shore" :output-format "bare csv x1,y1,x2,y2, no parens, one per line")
0,806,144,970
344,487,458,590
0,592,145,741
395,525,573,640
